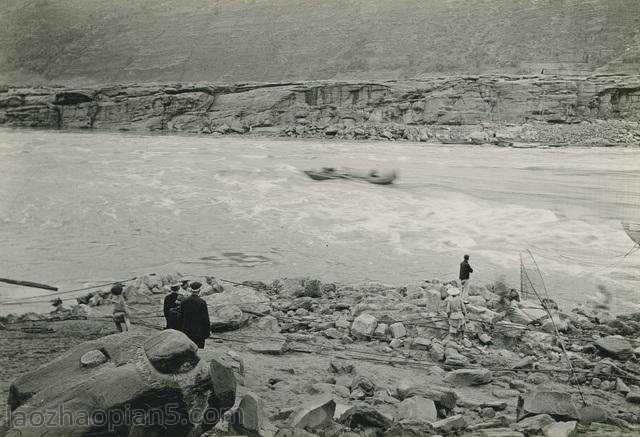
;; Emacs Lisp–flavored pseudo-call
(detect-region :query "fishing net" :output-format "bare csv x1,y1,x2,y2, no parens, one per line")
519,250,549,302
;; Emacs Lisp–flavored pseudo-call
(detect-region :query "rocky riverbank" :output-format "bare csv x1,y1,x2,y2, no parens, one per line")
1,74,639,147
2,273,640,436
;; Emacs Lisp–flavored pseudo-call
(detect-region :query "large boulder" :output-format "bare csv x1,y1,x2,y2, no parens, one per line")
143,329,199,373
5,331,235,436
432,414,467,433
396,397,437,422
512,414,556,434
351,314,378,339
445,368,493,386
517,391,579,421
203,284,270,314
209,304,249,332
338,405,392,430
467,305,502,324
424,288,443,311
396,379,457,410
595,336,634,361
231,393,265,436
288,396,336,429
208,358,237,411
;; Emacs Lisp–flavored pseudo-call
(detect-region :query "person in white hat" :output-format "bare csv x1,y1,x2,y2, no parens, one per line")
445,286,467,339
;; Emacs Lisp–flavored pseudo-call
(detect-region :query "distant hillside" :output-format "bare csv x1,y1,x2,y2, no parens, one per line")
0,0,638,85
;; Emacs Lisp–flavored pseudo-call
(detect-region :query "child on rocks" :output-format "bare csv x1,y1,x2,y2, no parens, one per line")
445,286,467,339
111,283,131,332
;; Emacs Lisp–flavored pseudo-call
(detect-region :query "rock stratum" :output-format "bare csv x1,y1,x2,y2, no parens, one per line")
1,75,639,146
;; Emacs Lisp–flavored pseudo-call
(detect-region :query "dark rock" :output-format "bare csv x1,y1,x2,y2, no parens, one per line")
467,428,524,436
338,405,392,430
595,336,634,360
512,413,556,434
444,347,468,367
329,359,355,374
6,332,223,436
517,391,579,421
248,339,288,355
432,414,467,433
303,279,323,298
143,329,199,373
208,358,237,411
578,405,608,426
626,391,640,403
445,368,492,386
396,380,457,410
351,375,376,397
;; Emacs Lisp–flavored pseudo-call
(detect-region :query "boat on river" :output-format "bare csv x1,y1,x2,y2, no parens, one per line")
303,168,397,185
622,221,640,245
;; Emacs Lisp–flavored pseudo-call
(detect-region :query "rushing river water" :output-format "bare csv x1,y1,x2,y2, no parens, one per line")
0,128,639,314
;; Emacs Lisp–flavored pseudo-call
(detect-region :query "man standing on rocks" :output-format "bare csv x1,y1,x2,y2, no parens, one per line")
163,283,181,330
179,281,211,348
459,254,473,304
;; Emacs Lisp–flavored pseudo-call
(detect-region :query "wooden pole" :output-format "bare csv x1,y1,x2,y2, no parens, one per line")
0,277,58,291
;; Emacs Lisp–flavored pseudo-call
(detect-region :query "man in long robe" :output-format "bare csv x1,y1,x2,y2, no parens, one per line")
179,282,211,348
163,283,181,330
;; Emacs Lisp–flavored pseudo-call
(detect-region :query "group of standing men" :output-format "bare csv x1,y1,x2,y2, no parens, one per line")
163,280,211,348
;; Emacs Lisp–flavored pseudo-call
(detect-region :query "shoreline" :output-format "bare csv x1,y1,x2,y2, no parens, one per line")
1,124,639,150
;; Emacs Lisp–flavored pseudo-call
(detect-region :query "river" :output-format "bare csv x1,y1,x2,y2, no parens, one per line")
0,128,638,314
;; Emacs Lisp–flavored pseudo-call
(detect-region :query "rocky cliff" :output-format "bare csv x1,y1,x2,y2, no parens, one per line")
1,74,639,145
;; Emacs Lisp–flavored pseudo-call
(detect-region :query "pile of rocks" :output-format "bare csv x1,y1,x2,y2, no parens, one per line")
4,275,640,436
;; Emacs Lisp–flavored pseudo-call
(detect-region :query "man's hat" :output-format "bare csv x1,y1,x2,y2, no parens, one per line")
447,286,461,296
169,283,181,292
464,254,470,260
190,281,202,291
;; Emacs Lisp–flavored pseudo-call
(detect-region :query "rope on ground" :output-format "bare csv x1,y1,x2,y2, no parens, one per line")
209,331,640,384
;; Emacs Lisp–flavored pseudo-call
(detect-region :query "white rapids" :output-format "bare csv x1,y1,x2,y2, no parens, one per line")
0,128,638,313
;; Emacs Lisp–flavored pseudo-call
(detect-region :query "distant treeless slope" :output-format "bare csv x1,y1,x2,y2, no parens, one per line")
0,0,638,85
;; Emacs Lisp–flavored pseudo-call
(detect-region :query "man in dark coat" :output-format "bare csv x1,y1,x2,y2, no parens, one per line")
179,281,211,348
163,283,181,330
459,254,474,304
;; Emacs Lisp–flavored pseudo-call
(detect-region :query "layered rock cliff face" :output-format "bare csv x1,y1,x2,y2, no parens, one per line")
1,75,639,145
